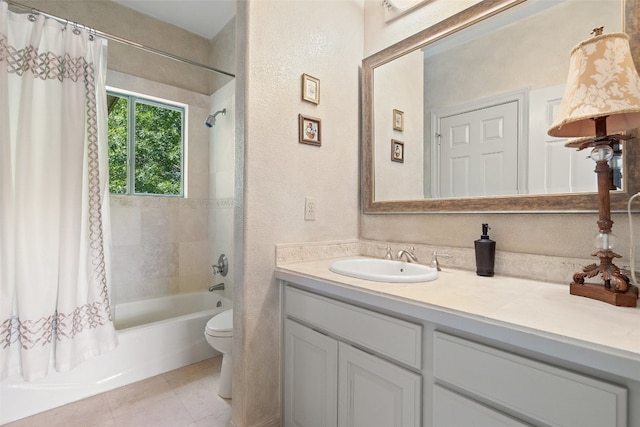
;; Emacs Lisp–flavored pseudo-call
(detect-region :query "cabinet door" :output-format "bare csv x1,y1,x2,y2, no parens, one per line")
338,343,421,427
433,385,531,427
284,319,338,427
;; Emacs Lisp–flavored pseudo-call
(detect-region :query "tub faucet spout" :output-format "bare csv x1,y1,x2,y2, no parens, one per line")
209,283,225,292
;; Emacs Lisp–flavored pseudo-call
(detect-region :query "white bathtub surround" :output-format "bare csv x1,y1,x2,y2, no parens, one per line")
0,291,229,425
1,3,117,382
276,239,602,285
113,291,226,329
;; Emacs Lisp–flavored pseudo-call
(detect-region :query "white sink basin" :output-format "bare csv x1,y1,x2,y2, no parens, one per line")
329,258,438,283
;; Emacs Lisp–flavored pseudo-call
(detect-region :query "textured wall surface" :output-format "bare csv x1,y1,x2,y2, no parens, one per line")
235,1,362,425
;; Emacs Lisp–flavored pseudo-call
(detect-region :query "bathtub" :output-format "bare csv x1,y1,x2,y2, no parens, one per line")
0,291,230,425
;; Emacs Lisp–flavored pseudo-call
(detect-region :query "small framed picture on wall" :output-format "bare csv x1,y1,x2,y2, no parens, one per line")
393,109,404,131
302,74,320,104
391,139,404,163
299,114,321,146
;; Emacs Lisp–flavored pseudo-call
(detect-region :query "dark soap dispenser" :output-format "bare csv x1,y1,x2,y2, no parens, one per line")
475,223,495,277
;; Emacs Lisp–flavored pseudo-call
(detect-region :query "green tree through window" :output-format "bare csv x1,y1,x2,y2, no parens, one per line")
107,92,184,196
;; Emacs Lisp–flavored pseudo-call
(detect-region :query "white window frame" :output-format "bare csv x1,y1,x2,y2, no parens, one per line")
107,87,187,197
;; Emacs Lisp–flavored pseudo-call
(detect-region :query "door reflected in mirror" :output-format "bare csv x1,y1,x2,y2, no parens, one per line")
364,0,639,212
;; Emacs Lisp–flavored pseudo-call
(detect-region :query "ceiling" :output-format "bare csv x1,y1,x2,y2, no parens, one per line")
112,0,235,40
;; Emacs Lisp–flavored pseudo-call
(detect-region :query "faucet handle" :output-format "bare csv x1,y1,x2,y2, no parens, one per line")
430,252,451,271
212,254,228,277
376,246,394,259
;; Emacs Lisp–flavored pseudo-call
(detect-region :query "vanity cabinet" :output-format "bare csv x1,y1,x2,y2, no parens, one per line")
283,285,422,427
277,261,637,427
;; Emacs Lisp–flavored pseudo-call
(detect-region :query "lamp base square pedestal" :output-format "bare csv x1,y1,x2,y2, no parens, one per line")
570,282,638,307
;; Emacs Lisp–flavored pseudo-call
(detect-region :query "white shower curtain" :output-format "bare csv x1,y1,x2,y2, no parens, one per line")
0,2,117,381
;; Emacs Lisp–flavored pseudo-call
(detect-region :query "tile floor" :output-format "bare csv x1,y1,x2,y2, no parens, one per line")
2,357,231,427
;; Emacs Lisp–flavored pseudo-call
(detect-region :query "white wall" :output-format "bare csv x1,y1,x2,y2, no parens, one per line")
374,50,424,200
235,1,362,425
364,0,481,57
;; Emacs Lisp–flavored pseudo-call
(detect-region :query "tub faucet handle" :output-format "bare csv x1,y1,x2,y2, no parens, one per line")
212,254,228,277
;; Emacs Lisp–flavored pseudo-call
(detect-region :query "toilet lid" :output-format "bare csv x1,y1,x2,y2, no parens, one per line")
206,309,233,335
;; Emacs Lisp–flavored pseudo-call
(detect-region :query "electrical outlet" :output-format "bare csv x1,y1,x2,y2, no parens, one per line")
304,197,316,221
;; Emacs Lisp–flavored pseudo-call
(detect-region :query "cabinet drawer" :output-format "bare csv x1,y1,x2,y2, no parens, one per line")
433,385,530,427
285,286,422,369
433,332,627,427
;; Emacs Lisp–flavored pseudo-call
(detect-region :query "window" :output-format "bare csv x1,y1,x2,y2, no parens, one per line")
107,90,185,196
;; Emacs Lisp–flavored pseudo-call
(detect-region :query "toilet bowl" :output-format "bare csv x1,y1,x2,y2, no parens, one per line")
205,308,233,398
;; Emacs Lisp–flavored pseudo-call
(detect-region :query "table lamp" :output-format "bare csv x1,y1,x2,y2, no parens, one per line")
548,28,640,307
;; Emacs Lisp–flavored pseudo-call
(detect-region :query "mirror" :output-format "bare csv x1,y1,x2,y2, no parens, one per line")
363,0,640,212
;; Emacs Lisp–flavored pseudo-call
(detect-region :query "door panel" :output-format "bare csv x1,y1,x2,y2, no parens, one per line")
338,343,421,427
528,84,596,194
439,101,519,197
284,319,338,427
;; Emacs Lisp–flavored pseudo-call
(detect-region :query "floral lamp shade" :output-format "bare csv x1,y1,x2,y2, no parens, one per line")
548,32,640,138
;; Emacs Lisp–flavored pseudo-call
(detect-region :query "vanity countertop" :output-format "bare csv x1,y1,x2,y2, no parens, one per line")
276,256,640,381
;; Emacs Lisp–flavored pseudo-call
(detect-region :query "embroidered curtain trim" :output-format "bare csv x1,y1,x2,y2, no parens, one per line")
0,34,112,351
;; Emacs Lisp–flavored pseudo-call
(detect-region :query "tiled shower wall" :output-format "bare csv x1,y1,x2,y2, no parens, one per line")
107,70,212,304
110,196,211,303
208,80,236,302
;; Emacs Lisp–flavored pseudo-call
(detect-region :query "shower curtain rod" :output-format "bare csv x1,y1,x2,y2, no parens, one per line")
3,0,236,78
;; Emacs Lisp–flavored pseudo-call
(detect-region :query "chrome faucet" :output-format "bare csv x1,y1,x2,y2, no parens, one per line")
209,282,225,292
396,247,418,263
430,252,452,271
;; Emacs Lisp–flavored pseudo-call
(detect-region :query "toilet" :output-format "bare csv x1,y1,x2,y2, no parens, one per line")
205,308,233,398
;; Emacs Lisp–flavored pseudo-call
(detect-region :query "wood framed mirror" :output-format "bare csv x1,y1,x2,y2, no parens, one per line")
362,0,639,213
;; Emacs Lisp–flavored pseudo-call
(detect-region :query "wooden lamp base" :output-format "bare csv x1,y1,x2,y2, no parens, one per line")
571,251,639,307
570,282,639,307
561,126,639,308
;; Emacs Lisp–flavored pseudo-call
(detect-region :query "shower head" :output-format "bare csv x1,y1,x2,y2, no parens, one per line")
204,108,227,128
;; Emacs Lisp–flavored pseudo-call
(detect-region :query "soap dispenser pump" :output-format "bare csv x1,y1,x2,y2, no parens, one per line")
475,223,495,277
